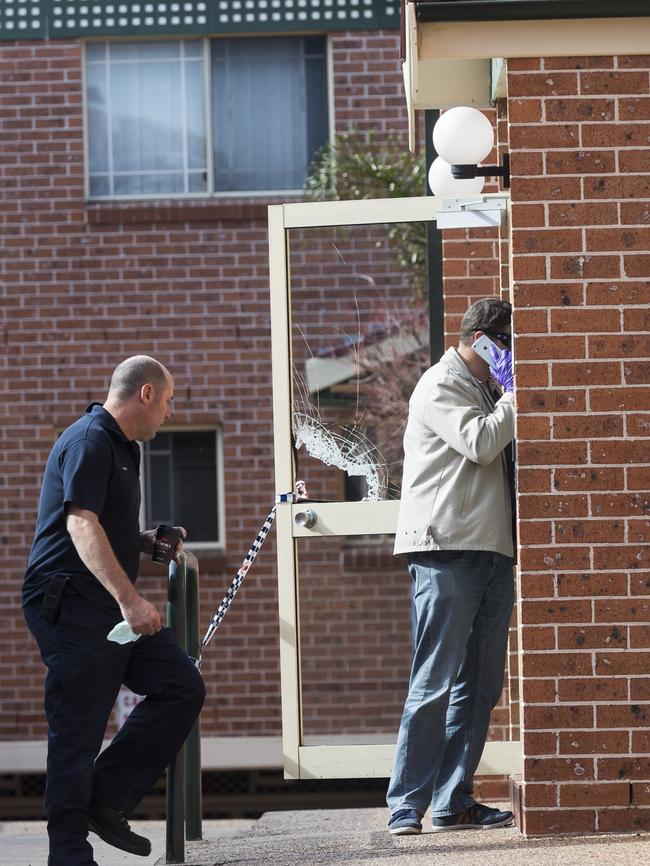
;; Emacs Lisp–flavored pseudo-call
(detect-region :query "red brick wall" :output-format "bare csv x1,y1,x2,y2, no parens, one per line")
508,55,650,834
442,223,501,344
0,31,418,745
332,32,409,134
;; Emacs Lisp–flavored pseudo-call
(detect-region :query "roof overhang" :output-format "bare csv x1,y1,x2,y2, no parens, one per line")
414,1,649,25
403,0,650,149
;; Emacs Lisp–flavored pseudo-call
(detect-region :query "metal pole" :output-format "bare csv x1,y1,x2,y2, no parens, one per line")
183,551,203,841
166,556,187,864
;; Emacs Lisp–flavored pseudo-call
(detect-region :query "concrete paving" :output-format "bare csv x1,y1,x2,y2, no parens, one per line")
0,818,254,866
3,808,650,866
173,807,650,866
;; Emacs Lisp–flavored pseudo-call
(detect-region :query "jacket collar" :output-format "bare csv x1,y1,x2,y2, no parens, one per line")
441,347,476,383
441,346,498,394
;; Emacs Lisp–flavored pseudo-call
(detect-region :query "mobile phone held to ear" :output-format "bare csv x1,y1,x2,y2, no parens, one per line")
472,334,498,364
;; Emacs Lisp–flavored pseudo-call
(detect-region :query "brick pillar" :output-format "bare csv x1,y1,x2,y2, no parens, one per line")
508,55,650,834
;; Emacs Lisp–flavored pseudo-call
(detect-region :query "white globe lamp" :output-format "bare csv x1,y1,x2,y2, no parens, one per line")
433,107,494,165
428,157,485,197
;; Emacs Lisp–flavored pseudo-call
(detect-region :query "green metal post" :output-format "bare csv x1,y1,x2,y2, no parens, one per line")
166,556,187,864
183,551,203,841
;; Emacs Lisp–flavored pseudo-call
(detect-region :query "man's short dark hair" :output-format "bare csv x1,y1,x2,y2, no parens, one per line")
109,355,168,400
459,298,512,346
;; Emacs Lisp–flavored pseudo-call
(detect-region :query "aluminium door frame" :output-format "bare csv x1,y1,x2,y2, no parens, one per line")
268,194,521,779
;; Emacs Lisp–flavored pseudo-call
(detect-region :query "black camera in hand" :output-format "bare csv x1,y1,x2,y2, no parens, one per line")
152,524,182,564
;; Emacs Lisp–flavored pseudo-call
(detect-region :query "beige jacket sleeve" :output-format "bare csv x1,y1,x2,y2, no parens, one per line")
415,377,515,466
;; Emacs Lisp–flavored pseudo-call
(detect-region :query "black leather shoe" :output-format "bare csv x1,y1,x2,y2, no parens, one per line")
87,806,152,856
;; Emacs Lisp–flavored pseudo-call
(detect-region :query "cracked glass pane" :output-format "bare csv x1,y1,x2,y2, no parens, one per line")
288,221,427,739
289,221,429,504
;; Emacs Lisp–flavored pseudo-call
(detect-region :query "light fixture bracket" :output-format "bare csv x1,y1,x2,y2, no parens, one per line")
451,152,510,189
437,195,508,230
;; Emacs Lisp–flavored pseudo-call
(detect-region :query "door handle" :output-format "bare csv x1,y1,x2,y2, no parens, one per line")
294,508,317,529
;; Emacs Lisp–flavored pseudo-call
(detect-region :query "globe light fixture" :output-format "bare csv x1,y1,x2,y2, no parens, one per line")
431,106,510,191
428,156,485,197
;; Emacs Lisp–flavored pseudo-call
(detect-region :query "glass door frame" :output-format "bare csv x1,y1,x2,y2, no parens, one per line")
268,194,521,779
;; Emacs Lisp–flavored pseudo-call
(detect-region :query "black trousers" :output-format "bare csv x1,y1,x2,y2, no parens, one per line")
24,590,206,866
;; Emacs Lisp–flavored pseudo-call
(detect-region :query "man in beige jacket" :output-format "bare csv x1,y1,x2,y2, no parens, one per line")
387,297,515,835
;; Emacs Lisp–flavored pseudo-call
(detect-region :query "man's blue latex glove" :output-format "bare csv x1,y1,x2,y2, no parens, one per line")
488,344,514,393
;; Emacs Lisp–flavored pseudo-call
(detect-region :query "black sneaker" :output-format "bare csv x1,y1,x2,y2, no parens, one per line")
87,805,152,856
431,803,514,832
388,808,422,835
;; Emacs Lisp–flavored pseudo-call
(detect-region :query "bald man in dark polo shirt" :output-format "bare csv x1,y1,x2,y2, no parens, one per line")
23,355,205,866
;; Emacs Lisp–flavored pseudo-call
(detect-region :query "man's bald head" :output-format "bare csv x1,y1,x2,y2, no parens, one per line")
108,355,169,402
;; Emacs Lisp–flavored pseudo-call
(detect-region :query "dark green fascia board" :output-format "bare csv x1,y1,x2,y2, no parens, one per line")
414,0,650,23
0,1,400,42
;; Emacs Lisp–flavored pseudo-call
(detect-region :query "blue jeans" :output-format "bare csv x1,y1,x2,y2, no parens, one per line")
387,550,514,817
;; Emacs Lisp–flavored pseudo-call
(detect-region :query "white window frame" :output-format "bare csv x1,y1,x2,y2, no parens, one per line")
138,425,226,552
83,35,333,202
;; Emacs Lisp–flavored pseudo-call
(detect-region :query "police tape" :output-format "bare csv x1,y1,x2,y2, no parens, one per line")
196,481,307,668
